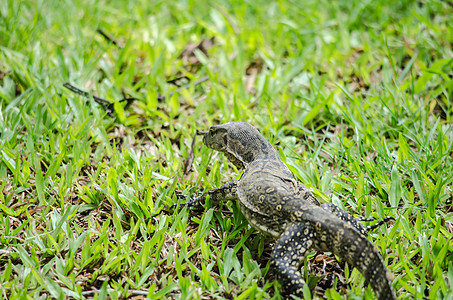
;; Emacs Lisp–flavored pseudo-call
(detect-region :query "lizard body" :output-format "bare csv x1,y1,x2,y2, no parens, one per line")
189,122,396,299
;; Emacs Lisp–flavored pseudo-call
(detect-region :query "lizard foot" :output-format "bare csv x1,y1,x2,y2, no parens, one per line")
171,191,205,211
356,216,375,222
364,216,395,233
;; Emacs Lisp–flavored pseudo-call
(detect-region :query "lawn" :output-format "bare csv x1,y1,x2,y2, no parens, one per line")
0,0,452,299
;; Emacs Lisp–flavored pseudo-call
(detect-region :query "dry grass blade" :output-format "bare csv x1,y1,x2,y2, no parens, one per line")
183,130,208,175
96,28,122,48
63,82,136,117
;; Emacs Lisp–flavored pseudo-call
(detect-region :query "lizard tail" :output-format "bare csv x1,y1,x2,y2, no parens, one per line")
345,236,396,300
311,208,397,300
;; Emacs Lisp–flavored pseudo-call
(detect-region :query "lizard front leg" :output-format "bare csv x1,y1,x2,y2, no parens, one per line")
179,180,239,209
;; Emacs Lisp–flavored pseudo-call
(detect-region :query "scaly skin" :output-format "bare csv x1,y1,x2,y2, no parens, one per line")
190,121,396,299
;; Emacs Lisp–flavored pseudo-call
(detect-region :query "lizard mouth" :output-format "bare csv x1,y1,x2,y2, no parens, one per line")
202,133,220,152
202,131,212,148
199,130,213,149
202,127,226,151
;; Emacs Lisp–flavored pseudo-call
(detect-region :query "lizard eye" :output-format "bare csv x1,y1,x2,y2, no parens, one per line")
210,127,227,136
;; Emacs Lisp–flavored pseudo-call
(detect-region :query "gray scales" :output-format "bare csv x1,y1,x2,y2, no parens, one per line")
183,122,396,299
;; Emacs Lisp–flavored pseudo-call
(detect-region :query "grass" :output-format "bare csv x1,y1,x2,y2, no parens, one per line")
1,0,452,299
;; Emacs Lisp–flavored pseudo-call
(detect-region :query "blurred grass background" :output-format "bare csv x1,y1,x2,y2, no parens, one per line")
0,0,452,299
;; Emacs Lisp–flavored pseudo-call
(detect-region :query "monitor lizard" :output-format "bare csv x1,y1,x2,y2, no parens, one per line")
182,121,396,299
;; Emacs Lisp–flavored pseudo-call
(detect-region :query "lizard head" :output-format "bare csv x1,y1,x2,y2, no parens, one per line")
203,122,275,169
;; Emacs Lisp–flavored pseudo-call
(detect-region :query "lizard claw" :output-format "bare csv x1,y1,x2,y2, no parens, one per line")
171,191,205,210
170,192,186,209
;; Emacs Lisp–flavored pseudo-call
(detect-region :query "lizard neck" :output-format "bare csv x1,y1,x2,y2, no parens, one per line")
225,134,278,169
